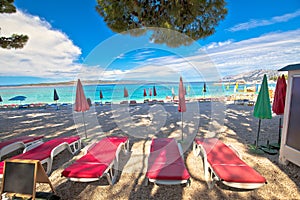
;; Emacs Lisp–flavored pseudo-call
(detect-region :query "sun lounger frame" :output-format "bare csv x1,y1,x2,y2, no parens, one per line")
0,136,44,160
0,137,81,178
145,139,191,186
22,139,81,175
193,139,266,189
64,137,129,185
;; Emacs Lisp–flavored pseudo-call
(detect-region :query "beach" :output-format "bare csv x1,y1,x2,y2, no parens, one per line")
0,101,299,199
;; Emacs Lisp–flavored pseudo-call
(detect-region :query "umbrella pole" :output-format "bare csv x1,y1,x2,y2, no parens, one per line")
56,100,58,110
181,112,184,141
82,112,87,139
256,119,261,148
278,117,282,145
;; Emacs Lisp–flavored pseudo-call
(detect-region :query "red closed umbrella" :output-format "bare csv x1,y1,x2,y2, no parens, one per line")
272,75,286,115
100,90,103,99
124,87,129,98
271,75,287,148
143,88,147,99
178,77,186,141
99,90,103,104
149,88,152,99
74,79,90,138
178,77,186,112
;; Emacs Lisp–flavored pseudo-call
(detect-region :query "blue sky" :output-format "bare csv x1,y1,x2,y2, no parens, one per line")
0,0,299,85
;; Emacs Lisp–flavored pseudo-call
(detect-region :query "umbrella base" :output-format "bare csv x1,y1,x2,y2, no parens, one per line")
269,143,280,150
247,144,265,155
259,146,278,155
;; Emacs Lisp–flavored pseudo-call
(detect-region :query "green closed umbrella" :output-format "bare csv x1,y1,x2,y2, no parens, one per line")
253,74,272,149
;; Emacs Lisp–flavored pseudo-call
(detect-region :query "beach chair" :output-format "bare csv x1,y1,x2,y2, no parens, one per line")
193,138,267,189
129,100,137,106
61,136,129,185
145,138,190,186
0,136,81,177
0,136,44,160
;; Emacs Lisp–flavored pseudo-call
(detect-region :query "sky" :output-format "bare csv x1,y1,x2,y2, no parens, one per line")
0,0,300,85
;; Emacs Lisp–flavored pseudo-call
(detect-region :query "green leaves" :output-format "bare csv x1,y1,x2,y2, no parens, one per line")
0,0,29,49
0,34,29,49
0,0,16,14
96,0,227,47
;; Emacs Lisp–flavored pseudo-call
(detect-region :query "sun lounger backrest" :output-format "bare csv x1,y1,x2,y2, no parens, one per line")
0,136,44,160
149,138,181,163
0,136,80,176
195,138,248,165
0,136,43,149
12,136,80,161
61,136,128,184
147,138,190,182
195,138,267,187
79,136,128,165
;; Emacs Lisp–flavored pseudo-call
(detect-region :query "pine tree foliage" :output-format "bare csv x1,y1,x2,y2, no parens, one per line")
96,0,227,47
0,0,29,49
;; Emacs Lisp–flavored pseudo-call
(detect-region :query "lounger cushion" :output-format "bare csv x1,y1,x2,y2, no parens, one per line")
0,136,80,174
147,138,190,181
0,136,43,149
195,138,266,184
62,136,128,179
12,136,80,160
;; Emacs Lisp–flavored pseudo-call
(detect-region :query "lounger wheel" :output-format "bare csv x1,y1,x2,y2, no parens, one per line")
193,142,200,156
185,179,191,187
144,178,149,186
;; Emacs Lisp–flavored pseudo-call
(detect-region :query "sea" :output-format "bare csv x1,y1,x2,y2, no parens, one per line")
0,82,275,105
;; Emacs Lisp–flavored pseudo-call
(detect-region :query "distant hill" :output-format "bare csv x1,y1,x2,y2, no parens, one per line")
222,69,284,83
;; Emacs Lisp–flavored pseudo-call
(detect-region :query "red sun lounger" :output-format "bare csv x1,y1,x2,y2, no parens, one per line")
146,138,190,186
0,136,81,177
0,136,44,160
61,136,129,185
193,138,267,189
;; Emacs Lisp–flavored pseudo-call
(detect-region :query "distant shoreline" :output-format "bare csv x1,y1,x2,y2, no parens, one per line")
0,80,185,89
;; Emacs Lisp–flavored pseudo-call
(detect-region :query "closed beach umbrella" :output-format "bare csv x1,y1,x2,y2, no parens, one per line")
253,74,272,148
100,90,103,99
53,89,59,110
272,75,287,147
234,82,238,93
203,82,207,93
54,89,59,101
143,88,147,98
100,90,103,104
178,77,186,141
171,87,175,100
153,86,157,96
74,79,90,138
203,82,207,99
149,88,152,99
272,75,286,115
124,87,128,98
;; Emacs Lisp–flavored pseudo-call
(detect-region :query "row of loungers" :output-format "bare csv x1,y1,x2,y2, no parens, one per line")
0,136,266,189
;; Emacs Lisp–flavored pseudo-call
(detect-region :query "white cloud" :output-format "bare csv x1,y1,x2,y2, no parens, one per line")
1,10,299,84
204,40,233,50
0,11,82,80
198,29,300,76
228,9,300,32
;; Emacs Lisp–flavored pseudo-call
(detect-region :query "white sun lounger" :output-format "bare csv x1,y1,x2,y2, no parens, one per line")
0,136,44,160
0,136,81,177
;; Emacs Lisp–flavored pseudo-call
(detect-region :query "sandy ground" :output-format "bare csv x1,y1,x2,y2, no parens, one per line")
0,101,299,200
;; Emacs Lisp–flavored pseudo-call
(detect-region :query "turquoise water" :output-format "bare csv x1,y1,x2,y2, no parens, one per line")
0,82,274,105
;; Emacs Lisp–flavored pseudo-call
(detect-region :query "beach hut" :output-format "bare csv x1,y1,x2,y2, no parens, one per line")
278,63,300,167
